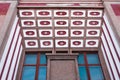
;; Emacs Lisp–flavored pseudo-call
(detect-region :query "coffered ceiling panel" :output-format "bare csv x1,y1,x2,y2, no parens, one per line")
18,3,103,50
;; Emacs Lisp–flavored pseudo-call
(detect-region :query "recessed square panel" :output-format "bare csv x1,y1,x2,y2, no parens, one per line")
55,39,68,48
19,10,35,17
54,20,68,27
71,19,85,27
39,29,53,37
71,39,83,48
86,29,100,37
25,40,38,48
71,29,84,37
71,10,86,17
54,10,69,17
40,40,53,48
87,19,101,27
36,10,52,17
21,19,36,27
37,20,52,27
55,29,68,37
85,39,99,47
87,10,103,17
23,29,37,37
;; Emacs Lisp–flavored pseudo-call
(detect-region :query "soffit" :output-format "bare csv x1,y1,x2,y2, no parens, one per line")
17,2,104,51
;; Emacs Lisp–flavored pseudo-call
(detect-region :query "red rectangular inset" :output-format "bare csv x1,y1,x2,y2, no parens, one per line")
0,3,10,15
111,4,120,16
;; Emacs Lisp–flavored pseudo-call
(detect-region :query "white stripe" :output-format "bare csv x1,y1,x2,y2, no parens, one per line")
13,46,23,80
7,35,22,80
101,44,114,80
1,25,20,80
101,34,119,79
0,16,18,74
102,24,120,73
104,14,120,57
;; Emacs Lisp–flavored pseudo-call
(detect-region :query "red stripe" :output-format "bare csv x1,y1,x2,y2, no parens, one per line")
0,20,19,79
103,19,120,61
5,33,21,80
102,31,120,78
101,41,115,80
11,43,22,80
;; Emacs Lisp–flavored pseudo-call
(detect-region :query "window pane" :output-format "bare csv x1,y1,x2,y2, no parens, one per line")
87,54,100,64
24,54,37,64
38,66,47,80
78,66,88,80
78,54,85,64
22,66,36,80
89,66,104,80
40,54,46,64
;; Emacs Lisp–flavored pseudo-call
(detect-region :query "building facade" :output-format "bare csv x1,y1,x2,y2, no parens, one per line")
0,0,120,80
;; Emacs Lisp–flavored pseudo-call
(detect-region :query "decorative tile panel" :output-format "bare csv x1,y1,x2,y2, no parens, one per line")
71,29,84,37
87,19,101,27
71,19,85,27
85,39,99,47
55,39,68,48
71,10,86,17
87,10,103,17
54,20,68,27
25,40,38,48
86,29,100,37
40,40,53,48
37,20,52,27
54,10,69,17
36,10,52,17
71,39,83,47
55,29,68,37
19,10,35,17
21,19,36,27
23,29,37,37
39,29,53,37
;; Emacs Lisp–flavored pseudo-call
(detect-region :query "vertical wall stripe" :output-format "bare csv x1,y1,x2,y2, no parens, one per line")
101,14,120,80
0,16,18,74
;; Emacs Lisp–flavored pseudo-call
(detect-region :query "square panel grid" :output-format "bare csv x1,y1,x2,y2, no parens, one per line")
19,8,103,50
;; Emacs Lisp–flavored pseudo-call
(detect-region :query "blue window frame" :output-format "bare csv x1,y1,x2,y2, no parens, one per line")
21,53,47,80
78,52,105,80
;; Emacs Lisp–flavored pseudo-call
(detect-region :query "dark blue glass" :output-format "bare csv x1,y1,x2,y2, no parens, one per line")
87,54,100,64
89,66,104,80
78,54,85,64
24,54,37,64
78,66,88,80
40,54,46,64
22,66,36,80
38,66,47,80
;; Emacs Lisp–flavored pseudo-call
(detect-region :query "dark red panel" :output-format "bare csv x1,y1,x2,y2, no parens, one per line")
40,21,50,25
43,41,51,46
0,3,10,15
73,41,81,45
73,21,82,25
90,12,100,16
27,41,36,46
58,41,66,46
73,31,82,35
56,21,66,25
88,41,96,45
111,4,120,16
57,31,66,35
24,21,34,25
39,11,49,15
26,31,35,35
56,11,67,15
22,12,32,16
73,11,83,15
88,31,97,35
41,31,51,35
89,21,99,25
